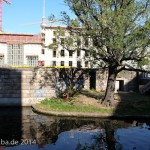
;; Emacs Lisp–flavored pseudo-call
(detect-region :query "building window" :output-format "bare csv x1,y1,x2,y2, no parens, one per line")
85,51,89,57
61,61,64,66
60,50,65,57
42,33,45,37
0,55,4,65
53,31,57,36
77,61,81,68
61,38,65,45
85,38,89,47
77,39,81,46
93,38,98,46
77,50,80,57
41,33,45,41
143,72,150,78
60,31,65,36
68,38,73,46
41,49,45,54
53,38,56,44
42,38,45,43
69,61,72,67
8,44,24,65
69,51,73,57
53,50,56,57
85,61,88,67
52,61,56,66
27,56,38,66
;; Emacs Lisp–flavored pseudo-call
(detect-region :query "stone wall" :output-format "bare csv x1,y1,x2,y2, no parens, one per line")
0,67,56,106
85,70,138,92
0,67,138,106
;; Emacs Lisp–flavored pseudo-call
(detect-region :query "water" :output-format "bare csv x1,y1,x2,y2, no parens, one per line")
0,107,150,150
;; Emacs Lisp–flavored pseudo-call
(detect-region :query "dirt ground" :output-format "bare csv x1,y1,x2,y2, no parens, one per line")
72,94,120,108
73,94,102,108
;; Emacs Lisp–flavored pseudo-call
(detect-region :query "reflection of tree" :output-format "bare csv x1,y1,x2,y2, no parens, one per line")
30,118,100,146
74,120,126,150
30,120,59,145
30,116,142,149
105,121,116,150
75,130,106,150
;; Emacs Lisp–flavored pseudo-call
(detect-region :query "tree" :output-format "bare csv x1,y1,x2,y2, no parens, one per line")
48,25,89,98
63,0,150,106
56,68,88,98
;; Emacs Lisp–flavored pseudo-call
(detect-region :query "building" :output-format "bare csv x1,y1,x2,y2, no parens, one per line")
41,26,88,67
0,32,42,66
0,21,149,95
0,25,88,67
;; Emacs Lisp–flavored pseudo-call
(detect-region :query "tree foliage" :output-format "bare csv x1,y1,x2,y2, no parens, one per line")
48,23,89,98
64,0,150,69
63,0,150,106
56,68,88,98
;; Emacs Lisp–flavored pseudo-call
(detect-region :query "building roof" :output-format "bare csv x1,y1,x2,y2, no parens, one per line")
0,32,42,44
42,25,82,30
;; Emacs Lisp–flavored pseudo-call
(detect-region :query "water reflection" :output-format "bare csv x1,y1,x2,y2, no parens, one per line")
0,107,150,150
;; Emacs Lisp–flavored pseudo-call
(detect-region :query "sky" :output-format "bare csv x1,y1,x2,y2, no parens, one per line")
2,0,75,34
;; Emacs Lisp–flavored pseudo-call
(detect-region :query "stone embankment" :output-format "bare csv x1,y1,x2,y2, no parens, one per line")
32,105,150,119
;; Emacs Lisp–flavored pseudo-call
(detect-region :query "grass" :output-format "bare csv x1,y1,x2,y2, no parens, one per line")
36,97,114,114
81,89,104,99
115,92,150,115
35,91,150,116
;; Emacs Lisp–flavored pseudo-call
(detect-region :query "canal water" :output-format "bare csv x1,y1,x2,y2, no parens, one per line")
0,107,150,150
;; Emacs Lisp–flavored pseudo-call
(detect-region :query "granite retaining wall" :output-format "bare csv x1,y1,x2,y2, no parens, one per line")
0,67,138,106
0,67,56,106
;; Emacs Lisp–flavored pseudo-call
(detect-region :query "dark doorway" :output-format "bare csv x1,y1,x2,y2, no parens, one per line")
89,70,96,90
117,80,124,91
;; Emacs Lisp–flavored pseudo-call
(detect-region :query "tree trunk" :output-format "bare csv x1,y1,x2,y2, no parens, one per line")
102,66,117,107
104,121,116,150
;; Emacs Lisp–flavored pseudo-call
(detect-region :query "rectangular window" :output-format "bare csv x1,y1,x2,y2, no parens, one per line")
53,31,57,36
77,61,81,67
69,61,72,67
60,31,65,36
77,39,81,46
53,38,56,43
93,38,98,46
42,33,45,41
61,50,65,57
42,33,45,42
0,55,4,65
61,38,65,45
53,50,56,57
77,50,80,57
68,38,73,46
52,61,56,66
61,61,64,66
69,51,73,57
42,33,45,37
85,38,89,47
85,51,89,57
42,38,45,43
7,44,24,65
41,49,45,54
85,61,88,67
27,56,38,66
